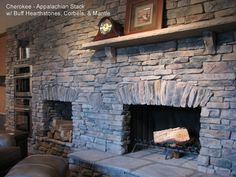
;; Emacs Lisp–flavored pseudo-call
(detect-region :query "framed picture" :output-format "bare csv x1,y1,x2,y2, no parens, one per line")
124,0,163,35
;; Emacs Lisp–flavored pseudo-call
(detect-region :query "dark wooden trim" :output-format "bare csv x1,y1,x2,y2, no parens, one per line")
0,75,5,86
0,32,7,38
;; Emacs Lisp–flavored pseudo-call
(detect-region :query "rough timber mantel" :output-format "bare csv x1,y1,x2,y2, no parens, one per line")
82,15,236,50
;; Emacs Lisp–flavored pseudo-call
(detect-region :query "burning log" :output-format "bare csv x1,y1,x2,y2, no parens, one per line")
153,127,190,144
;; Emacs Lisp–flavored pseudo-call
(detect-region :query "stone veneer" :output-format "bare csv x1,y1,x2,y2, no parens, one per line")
5,0,236,176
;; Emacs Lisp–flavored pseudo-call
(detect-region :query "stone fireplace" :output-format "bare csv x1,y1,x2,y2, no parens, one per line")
113,79,212,158
33,85,79,156
4,0,236,176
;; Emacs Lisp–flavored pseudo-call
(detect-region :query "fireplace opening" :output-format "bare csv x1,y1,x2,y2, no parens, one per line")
128,105,201,157
43,101,73,142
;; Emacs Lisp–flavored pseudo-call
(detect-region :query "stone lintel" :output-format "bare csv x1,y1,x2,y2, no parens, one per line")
116,80,212,108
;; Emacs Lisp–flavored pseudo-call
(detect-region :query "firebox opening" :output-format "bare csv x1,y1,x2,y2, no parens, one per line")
44,101,72,122
128,105,201,154
43,101,73,142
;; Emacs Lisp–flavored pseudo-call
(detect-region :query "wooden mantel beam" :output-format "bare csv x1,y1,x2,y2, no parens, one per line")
82,15,236,50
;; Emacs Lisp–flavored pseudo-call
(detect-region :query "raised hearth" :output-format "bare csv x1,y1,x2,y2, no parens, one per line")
69,149,220,177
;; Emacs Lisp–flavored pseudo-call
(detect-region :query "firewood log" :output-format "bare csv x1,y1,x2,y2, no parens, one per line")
153,127,190,144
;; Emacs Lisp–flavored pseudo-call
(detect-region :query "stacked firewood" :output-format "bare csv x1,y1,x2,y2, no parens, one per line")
47,119,73,142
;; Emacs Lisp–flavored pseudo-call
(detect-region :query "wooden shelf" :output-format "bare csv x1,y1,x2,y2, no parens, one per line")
82,15,236,50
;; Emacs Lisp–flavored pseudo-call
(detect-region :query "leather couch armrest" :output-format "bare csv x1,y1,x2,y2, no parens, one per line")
0,146,21,175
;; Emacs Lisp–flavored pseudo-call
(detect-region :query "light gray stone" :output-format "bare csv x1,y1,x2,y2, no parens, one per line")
201,107,210,117
206,55,221,61
173,57,189,63
204,0,236,13
185,13,214,24
162,75,177,80
143,65,165,71
178,37,204,51
180,84,193,107
207,102,229,109
124,84,132,105
209,109,220,117
165,51,195,58
133,163,194,177
128,54,149,62
145,81,155,105
188,86,198,107
214,166,231,177
156,58,172,65
166,63,185,70
201,118,221,124
118,85,126,104
221,109,236,119
166,0,177,9
181,73,235,81
154,80,161,105
160,80,167,105
198,155,209,166
154,69,172,75
231,132,236,140
201,129,230,139
193,88,205,108
167,4,203,18
165,81,176,106
200,147,222,158
136,71,154,76
88,92,103,110
120,66,142,74
200,90,213,106
57,45,69,59
142,60,159,66
98,156,151,172
140,76,161,81
69,149,115,163
172,82,186,107
200,137,221,148
215,7,236,18
203,62,236,73
190,56,207,62
222,53,236,61
214,90,236,97
173,68,203,74
149,53,163,60
138,81,145,104
217,45,233,54
133,82,139,104
178,0,191,7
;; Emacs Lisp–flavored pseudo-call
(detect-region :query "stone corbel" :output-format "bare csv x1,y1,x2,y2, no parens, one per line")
104,46,116,59
202,31,216,55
